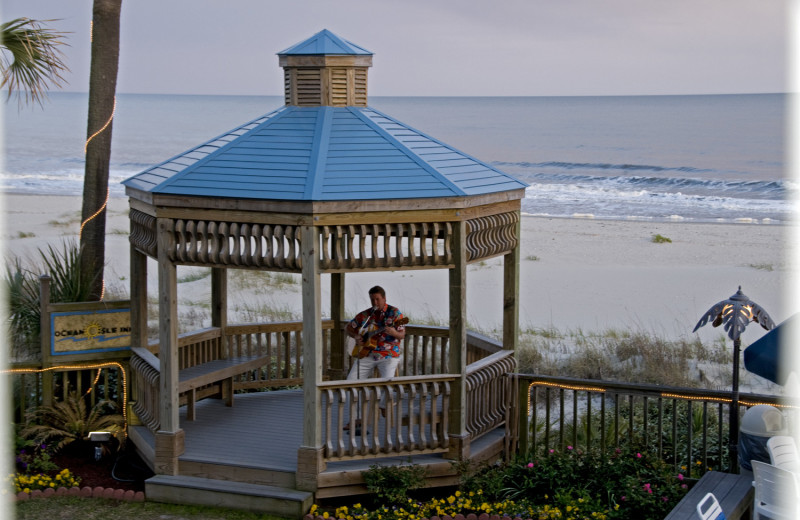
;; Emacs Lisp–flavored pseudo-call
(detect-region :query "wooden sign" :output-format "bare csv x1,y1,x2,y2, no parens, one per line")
50,308,131,355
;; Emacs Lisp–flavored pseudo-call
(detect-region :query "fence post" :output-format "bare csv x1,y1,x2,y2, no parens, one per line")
39,274,53,407
517,377,529,456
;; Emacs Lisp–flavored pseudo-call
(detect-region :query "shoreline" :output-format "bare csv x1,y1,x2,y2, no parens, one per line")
2,193,793,340
2,191,789,226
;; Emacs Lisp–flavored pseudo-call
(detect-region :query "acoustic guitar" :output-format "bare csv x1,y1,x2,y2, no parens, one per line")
346,317,409,359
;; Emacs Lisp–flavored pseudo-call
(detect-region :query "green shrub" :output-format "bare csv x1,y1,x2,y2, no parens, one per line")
651,234,672,243
461,447,687,520
362,461,426,506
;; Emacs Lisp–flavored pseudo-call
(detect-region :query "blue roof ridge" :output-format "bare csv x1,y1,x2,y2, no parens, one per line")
123,106,292,193
278,29,372,56
306,107,333,200
361,106,529,189
346,107,464,196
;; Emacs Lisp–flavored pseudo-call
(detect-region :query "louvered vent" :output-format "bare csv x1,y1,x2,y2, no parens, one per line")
354,69,368,106
330,68,348,106
296,69,322,106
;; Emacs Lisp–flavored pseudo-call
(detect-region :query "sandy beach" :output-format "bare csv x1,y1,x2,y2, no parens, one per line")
3,193,793,346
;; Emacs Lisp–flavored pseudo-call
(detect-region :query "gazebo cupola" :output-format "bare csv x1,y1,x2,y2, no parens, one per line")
279,29,373,107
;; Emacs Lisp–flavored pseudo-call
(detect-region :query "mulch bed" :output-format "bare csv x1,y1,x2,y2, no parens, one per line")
51,441,151,492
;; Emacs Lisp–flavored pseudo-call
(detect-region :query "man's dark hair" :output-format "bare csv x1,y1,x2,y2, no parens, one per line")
368,285,385,298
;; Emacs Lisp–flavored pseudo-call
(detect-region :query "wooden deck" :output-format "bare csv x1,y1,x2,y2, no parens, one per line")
129,388,506,498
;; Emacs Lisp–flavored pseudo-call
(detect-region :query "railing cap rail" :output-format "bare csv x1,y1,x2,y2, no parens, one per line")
319,373,458,389
517,373,799,407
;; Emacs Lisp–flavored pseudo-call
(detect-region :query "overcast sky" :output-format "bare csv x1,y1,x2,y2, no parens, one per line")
0,0,790,97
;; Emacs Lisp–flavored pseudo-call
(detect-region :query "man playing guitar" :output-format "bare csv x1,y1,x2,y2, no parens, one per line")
346,285,407,381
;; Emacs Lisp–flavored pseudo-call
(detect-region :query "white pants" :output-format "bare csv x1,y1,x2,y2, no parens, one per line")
346,353,401,380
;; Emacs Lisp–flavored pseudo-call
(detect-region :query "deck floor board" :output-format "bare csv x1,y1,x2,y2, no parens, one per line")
132,389,504,478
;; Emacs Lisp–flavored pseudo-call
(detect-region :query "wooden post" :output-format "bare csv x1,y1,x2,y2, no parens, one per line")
156,218,183,474
448,220,470,460
517,377,530,457
39,274,53,407
211,268,227,329
297,225,325,490
130,247,148,350
330,272,345,379
503,212,521,352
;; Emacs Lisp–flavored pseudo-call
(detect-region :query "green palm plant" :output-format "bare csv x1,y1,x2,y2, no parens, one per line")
6,257,40,359
1,17,70,107
6,240,100,361
21,392,124,452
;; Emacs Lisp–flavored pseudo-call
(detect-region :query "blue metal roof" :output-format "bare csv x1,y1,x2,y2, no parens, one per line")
122,106,527,201
278,29,372,56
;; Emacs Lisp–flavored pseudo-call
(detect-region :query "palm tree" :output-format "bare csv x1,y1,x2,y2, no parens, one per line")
0,17,69,107
81,0,122,300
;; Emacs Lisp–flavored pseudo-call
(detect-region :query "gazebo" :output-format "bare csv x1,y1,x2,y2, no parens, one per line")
123,29,527,510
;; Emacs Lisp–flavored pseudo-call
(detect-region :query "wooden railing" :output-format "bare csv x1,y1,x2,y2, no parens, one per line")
320,375,455,460
466,350,516,441
514,374,800,478
7,361,127,423
128,321,513,446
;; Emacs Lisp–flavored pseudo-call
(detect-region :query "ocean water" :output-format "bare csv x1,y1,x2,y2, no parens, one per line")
2,92,789,223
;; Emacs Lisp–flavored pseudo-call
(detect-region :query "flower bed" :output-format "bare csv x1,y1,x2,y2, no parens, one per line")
309,447,688,520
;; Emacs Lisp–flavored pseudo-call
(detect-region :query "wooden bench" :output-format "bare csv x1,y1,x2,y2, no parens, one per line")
665,471,754,520
178,354,267,421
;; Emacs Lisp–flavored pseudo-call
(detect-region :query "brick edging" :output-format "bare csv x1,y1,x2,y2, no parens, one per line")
305,514,525,520
15,486,145,502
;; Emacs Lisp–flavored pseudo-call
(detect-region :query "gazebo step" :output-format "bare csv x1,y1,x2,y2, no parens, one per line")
145,474,313,517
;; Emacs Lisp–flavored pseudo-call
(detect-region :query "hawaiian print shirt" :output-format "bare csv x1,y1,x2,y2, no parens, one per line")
349,304,405,358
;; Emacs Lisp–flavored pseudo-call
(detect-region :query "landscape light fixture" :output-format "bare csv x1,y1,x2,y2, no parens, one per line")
692,286,774,473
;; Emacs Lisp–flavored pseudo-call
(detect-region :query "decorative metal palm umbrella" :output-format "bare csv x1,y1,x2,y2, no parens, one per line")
693,286,775,472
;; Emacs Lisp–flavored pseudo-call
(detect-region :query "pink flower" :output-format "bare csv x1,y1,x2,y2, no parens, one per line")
527,462,534,468
621,496,627,501
636,453,642,458
662,496,668,502
681,484,688,489
677,474,684,481
549,449,554,454
643,483,652,494
567,445,573,450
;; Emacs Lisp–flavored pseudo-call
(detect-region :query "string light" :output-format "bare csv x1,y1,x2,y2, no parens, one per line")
84,97,116,154
4,362,129,432
83,17,117,302
526,381,607,415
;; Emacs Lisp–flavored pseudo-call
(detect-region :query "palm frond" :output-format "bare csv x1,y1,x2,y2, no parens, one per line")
21,393,124,452
6,240,99,361
1,17,70,108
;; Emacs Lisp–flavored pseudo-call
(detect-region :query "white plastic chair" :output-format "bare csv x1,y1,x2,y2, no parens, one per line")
696,492,725,520
752,460,800,520
767,435,800,472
